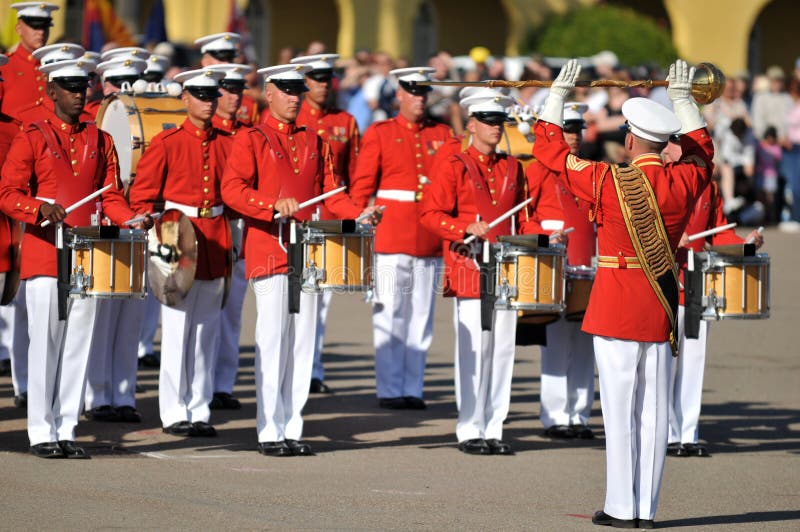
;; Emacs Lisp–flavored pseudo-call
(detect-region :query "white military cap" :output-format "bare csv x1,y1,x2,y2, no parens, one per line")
39,58,95,81
100,47,151,62
257,64,311,92
621,97,681,143
206,63,252,82
391,66,435,94
194,32,240,53
11,2,58,21
563,101,588,122
83,51,101,63
460,89,512,124
458,87,503,103
144,54,170,74
291,53,338,72
96,57,147,80
174,68,225,88
32,43,85,65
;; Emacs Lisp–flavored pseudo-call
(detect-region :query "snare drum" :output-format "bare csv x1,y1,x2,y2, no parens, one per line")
96,94,186,186
564,265,595,321
494,243,565,324
697,251,770,320
302,227,374,292
68,228,148,299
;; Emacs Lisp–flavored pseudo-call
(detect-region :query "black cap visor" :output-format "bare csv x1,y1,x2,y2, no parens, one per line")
399,80,432,96
271,79,308,94
20,16,52,30
306,69,333,83
563,119,586,133
106,75,139,88
219,79,246,94
472,111,507,126
54,77,89,92
142,71,163,83
186,87,221,101
208,49,236,62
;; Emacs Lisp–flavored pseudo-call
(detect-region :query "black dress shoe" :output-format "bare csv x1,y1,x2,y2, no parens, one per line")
138,353,160,368
682,443,711,457
309,378,332,394
285,439,315,456
638,519,655,529
191,421,217,437
209,392,242,410
571,425,594,439
163,421,195,436
591,510,637,528
14,392,27,408
675,444,691,457
59,440,90,459
403,396,426,410
458,438,491,455
85,405,120,422
30,442,64,459
378,397,407,409
486,438,515,455
666,442,682,456
115,406,142,423
0,358,10,376
257,441,292,457
544,425,575,439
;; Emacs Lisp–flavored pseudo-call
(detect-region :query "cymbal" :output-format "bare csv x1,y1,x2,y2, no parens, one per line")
148,209,197,307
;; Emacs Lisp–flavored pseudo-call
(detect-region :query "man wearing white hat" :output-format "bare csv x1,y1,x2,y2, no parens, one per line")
143,54,170,84
221,63,378,456
0,2,58,120
96,56,148,97
204,62,252,411
533,59,715,528
421,89,543,455
527,102,598,440
291,53,361,395
348,66,455,409
129,68,232,438
0,58,143,458
99,47,150,64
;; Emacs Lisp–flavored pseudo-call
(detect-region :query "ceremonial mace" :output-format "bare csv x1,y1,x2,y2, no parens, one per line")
412,62,726,105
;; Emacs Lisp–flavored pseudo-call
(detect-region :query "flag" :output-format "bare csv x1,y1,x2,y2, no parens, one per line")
227,0,256,62
82,0,136,53
143,0,167,46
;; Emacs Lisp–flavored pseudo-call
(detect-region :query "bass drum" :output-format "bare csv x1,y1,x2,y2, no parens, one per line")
462,122,535,168
96,94,186,187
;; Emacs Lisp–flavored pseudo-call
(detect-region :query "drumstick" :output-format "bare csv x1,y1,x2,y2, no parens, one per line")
549,226,575,241
463,198,533,244
41,184,113,227
123,212,163,226
273,186,346,220
746,226,764,244
355,205,386,223
686,222,737,242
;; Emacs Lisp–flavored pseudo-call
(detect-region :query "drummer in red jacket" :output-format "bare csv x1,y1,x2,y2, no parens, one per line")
0,58,142,459
348,67,455,410
533,59,715,528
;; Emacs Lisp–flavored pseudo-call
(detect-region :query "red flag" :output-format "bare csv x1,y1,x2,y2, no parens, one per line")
82,0,136,53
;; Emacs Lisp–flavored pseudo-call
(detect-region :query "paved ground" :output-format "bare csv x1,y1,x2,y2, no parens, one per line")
1,228,798,530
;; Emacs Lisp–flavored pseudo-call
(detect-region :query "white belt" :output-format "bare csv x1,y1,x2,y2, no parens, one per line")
164,200,224,219
376,189,416,202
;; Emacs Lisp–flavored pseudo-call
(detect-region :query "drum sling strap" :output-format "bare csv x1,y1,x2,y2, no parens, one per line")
611,163,680,356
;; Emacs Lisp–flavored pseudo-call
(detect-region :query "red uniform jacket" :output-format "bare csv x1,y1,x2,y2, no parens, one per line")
0,112,23,273
236,95,259,126
348,115,454,257
0,46,47,121
220,115,362,279
16,98,95,126
421,145,547,298
0,116,134,279
533,120,714,342
129,118,231,280
84,98,102,120
526,160,596,266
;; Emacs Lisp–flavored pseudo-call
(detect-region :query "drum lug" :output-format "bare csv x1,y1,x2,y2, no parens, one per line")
495,280,516,308
302,261,324,292
131,136,143,149
701,289,724,318
70,265,92,297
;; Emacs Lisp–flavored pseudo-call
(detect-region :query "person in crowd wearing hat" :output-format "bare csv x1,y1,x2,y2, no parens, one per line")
533,59,715,528
527,102,598,441
96,56,148,98
202,62,252,411
196,32,259,126
129,68,232,438
15,43,87,124
0,2,58,120
290,53,361,395
221,63,379,457
0,58,145,459
752,65,792,141
348,66,455,410
421,89,541,455
142,54,169,84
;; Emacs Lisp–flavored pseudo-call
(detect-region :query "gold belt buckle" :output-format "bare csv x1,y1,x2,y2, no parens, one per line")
198,207,213,218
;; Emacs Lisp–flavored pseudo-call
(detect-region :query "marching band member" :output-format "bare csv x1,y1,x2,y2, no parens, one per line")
533,59,714,528
205,62,253,411
421,89,539,455
529,102,598,440
96,56,148,97
291,53,361,394
196,32,260,126
0,58,141,458
16,44,86,124
129,68,232,438
221,63,377,457
348,67,454,409
142,54,170,84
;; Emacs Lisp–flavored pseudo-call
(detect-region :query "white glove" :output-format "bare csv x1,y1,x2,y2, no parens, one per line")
539,59,581,127
667,59,706,133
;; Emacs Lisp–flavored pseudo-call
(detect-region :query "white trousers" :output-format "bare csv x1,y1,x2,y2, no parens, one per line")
540,319,595,428
453,299,517,441
0,280,28,396
85,298,144,409
253,274,317,442
158,279,223,427
137,291,161,358
594,336,671,521
312,290,332,381
373,253,440,399
213,259,247,394
669,305,709,445
26,277,96,445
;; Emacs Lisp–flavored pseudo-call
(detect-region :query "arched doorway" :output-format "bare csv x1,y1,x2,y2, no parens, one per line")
749,0,799,76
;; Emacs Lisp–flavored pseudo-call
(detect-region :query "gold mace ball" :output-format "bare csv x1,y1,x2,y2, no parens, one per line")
691,62,726,105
